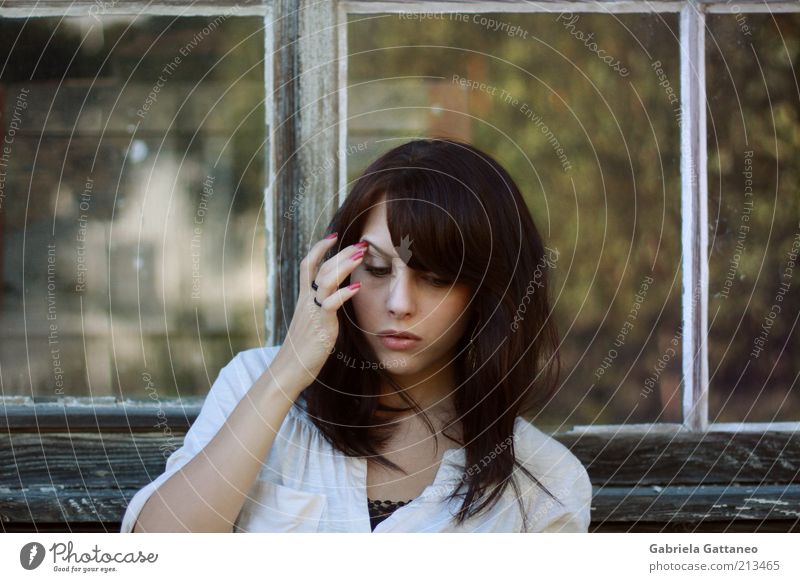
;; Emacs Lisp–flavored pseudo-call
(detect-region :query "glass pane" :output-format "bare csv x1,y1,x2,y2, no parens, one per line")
707,13,800,423
348,12,682,428
0,15,267,399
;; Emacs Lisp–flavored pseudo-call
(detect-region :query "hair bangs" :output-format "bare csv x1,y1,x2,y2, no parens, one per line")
381,172,490,286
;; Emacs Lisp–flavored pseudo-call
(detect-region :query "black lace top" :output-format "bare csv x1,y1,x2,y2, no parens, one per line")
368,498,414,531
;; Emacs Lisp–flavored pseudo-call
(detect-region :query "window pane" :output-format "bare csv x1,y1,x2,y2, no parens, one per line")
0,15,267,399
707,13,800,423
347,12,682,428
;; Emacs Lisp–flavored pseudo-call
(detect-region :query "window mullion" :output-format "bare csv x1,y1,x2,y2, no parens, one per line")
0,1,271,17
265,10,278,341
337,1,349,201
272,0,341,345
679,1,709,431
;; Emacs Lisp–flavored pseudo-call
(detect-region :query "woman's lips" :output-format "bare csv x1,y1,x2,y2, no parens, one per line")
379,335,421,351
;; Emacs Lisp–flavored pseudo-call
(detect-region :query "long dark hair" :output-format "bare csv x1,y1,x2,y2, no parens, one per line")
301,138,563,530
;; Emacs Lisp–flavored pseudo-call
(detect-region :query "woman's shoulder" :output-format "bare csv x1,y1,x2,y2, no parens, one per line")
206,344,309,421
512,417,591,493
221,344,322,442
512,417,593,530
228,344,283,378
211,344,282,397
226,343,309,416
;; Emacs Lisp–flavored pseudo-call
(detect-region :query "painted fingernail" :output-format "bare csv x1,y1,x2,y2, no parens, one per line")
351,250,365,261
348,282,361,290
324,232,338,240
355,240,369,248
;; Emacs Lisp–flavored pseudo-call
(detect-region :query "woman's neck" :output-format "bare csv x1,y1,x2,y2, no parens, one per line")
376,363,457,417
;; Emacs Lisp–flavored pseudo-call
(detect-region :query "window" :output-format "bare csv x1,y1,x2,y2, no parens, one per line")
341,1,800,437
706,12,799,426
1,9,268,401
2,0,798,532
347,10,683,428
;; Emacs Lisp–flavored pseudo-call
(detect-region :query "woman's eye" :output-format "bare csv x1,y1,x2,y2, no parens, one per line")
364,265,451,287
364,265,391,277
427,278,450,287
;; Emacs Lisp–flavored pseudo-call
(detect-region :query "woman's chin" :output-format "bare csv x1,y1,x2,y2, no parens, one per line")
374,352,413,374
334,345,415,373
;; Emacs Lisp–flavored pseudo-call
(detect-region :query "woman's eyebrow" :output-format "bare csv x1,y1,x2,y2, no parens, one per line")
360,238,394,259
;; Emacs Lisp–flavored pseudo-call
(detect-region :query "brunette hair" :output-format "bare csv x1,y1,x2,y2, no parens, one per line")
301,138,563,530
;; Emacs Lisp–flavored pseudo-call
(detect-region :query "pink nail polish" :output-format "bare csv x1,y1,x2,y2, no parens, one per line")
351,250,365,261
348,282,361,290
324,232,338,240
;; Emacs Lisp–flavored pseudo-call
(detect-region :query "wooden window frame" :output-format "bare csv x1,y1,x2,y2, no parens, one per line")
1,0,798,532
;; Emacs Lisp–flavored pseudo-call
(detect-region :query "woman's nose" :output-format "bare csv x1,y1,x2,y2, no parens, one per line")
386,263,416,317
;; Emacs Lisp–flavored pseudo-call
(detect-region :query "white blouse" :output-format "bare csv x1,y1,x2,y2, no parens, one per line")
120,345,593,533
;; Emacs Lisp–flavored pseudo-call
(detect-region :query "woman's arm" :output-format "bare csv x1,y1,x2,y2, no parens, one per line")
131,234,364,532
132,363,305,533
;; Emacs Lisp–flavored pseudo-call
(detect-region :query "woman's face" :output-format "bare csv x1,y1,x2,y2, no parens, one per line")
348,200,473,379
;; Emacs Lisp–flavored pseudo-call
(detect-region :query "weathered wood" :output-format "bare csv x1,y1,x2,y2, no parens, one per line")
0,489,133,525
4,518,798,533
271,0,300,345
2,483,799,528
4,517,797,532
9,0,780,6
1,400,203,432
1,430,799,530
3,426,799,485
593,484,800,523
679,4,709,431
591,519,800,533
1,434,178,489
2,0,262,4
0,0,268,13
342,0,800,15
2,522,117,533
559,431,800,486
271,0,341,345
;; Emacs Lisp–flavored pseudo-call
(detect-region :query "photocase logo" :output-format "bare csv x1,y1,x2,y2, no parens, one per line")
20,542,46,570
395,234,413,264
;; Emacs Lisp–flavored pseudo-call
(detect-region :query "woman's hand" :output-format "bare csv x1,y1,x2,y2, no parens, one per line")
268,233,366,396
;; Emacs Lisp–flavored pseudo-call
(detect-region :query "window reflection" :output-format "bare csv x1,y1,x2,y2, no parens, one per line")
347,12,683,428
707,13,800,423
0,16,267,398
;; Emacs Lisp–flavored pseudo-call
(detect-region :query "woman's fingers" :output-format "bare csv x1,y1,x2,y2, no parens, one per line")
314,242,367,294
300,233,339,291
298,233,366,311
319,282,362,312
277,233,365,390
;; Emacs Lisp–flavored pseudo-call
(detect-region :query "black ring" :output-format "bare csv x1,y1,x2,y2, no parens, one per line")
311,280,318,291
313,296,322,307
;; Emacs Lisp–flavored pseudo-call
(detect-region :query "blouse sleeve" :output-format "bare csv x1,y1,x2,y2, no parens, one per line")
538,460,593,533
120,346,280,533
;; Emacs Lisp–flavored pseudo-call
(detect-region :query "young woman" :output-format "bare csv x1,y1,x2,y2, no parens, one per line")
121,138,592,533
